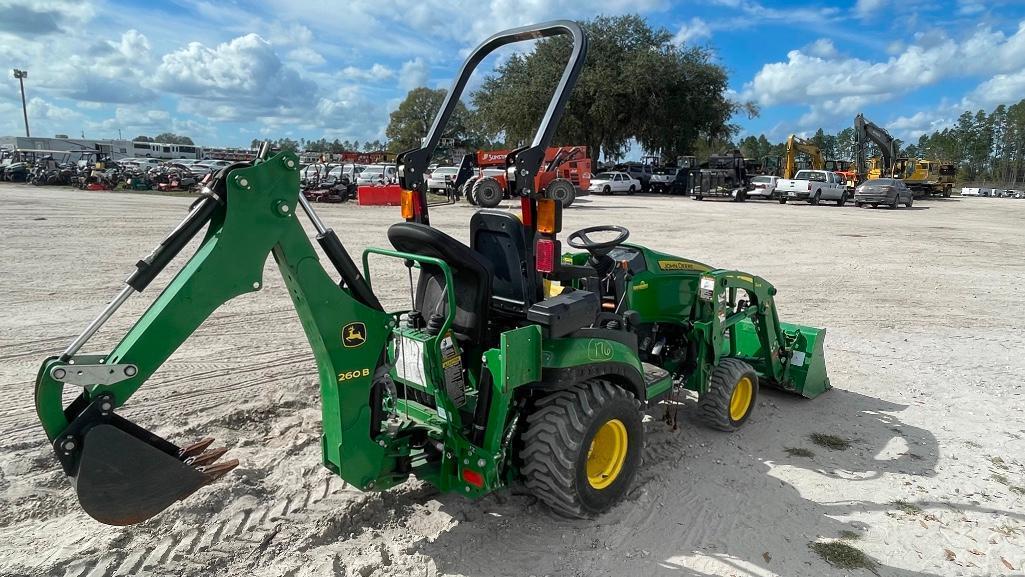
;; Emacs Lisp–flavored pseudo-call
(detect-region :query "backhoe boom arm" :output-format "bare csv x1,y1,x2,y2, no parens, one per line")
34,152,402,525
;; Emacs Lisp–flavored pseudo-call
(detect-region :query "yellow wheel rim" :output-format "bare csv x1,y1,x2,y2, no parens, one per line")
730,376,753,422
586,419,628,489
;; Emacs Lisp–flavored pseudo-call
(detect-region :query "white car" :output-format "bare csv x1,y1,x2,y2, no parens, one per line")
356,164,398,186
748,175,779,199
123,157,164,169
588,171,640,195
426,166,459,192
190,159,233,176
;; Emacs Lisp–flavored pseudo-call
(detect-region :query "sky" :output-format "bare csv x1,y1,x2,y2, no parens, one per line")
2,0,1025,151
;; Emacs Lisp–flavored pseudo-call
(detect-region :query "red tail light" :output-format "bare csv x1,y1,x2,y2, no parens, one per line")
462,468,484,488
807,182,811,191
536,238,556,273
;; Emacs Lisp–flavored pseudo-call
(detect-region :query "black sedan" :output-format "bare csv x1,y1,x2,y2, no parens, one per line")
854,178,914,208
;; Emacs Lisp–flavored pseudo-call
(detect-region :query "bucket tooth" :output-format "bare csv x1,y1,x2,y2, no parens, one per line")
197,459,239,481
185,446,228,467
179,437,215,459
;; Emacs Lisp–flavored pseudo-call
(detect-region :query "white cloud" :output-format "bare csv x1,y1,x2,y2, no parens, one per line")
889,110,956,139
341,63,394,82
287,47,326,66
150,34,317,119
804,38,837,59
673,17,711,45
965,69,1025,108
957,0,986,16
399,57,429,90
741,22,1025,129
854,0,888,18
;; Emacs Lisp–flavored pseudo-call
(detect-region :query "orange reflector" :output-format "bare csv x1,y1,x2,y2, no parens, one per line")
536,238,556,273
400,189,414,220
537,198,561,234
462,468,484,488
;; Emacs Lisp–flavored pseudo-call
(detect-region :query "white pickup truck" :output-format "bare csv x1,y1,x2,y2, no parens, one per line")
777,170,849,206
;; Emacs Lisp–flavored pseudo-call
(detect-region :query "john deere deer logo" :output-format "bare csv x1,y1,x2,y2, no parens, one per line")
342,322,367,348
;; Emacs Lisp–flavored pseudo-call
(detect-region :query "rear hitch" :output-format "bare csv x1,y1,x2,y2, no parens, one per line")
54,392,238,526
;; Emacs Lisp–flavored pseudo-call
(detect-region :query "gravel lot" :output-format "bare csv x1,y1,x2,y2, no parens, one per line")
1,183,1023,577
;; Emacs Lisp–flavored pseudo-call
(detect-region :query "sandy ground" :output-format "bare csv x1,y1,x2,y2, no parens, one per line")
1,183,1023,577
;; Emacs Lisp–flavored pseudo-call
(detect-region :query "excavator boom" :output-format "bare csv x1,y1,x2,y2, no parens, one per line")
783,135,825,179
854,113,897,179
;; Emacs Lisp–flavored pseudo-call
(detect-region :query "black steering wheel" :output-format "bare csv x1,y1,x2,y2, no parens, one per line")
567,225,630,257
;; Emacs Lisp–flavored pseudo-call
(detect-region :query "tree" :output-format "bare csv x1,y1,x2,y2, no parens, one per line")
153,132,194,145
133,135,153,142
470,15,747,165
386,87,471,153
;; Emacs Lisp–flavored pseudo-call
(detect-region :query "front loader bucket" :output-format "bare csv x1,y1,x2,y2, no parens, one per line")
62,411,237,526
777,321,830,399
734,319,830,399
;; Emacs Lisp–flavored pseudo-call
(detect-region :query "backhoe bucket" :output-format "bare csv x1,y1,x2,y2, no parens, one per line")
67,414,237,526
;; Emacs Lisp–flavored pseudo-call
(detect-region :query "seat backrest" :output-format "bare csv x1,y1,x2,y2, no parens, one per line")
470,210,537,315
387,223,491,345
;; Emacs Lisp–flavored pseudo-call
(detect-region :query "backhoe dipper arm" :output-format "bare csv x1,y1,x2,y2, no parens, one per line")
34,151,399,525
396,20,588,224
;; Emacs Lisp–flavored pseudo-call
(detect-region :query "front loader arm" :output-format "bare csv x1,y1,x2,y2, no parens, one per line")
34,151,402,525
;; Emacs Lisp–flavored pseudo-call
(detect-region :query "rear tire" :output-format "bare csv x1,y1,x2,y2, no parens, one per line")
546,178,576,207
520,380,643,518
810,191,820,205
473,177,504,208
602,185,611,196
778,196,787,204
697,358,758,432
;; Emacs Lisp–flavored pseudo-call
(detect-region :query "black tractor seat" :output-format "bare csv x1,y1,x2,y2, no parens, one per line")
387,222,492,345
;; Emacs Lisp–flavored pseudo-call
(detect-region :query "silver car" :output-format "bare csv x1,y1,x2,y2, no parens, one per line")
854,178,914,208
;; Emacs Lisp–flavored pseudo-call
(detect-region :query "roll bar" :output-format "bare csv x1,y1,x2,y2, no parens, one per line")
396,20,588,224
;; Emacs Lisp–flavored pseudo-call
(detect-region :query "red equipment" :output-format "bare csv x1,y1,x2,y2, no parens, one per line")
464,146,590,208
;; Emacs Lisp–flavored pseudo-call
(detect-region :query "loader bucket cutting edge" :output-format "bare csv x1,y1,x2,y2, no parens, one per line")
72,422,237,526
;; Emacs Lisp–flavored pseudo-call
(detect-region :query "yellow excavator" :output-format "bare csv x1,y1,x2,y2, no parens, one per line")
854,114,897,182
783,135,824,179
892,158,956,197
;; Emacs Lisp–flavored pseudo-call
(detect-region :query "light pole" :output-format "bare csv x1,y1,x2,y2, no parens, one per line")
12,69,29,137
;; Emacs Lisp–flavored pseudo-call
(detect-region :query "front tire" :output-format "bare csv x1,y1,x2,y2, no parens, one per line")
905,195,913,208
697,358,758,431
521,380,643,518
836,193,847,207
627,185,635,196
778,196,787,204
473,177,504,208
602,185,611,196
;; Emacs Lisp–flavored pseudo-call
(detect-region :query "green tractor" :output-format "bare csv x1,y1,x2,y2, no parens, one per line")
33,21,829,526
